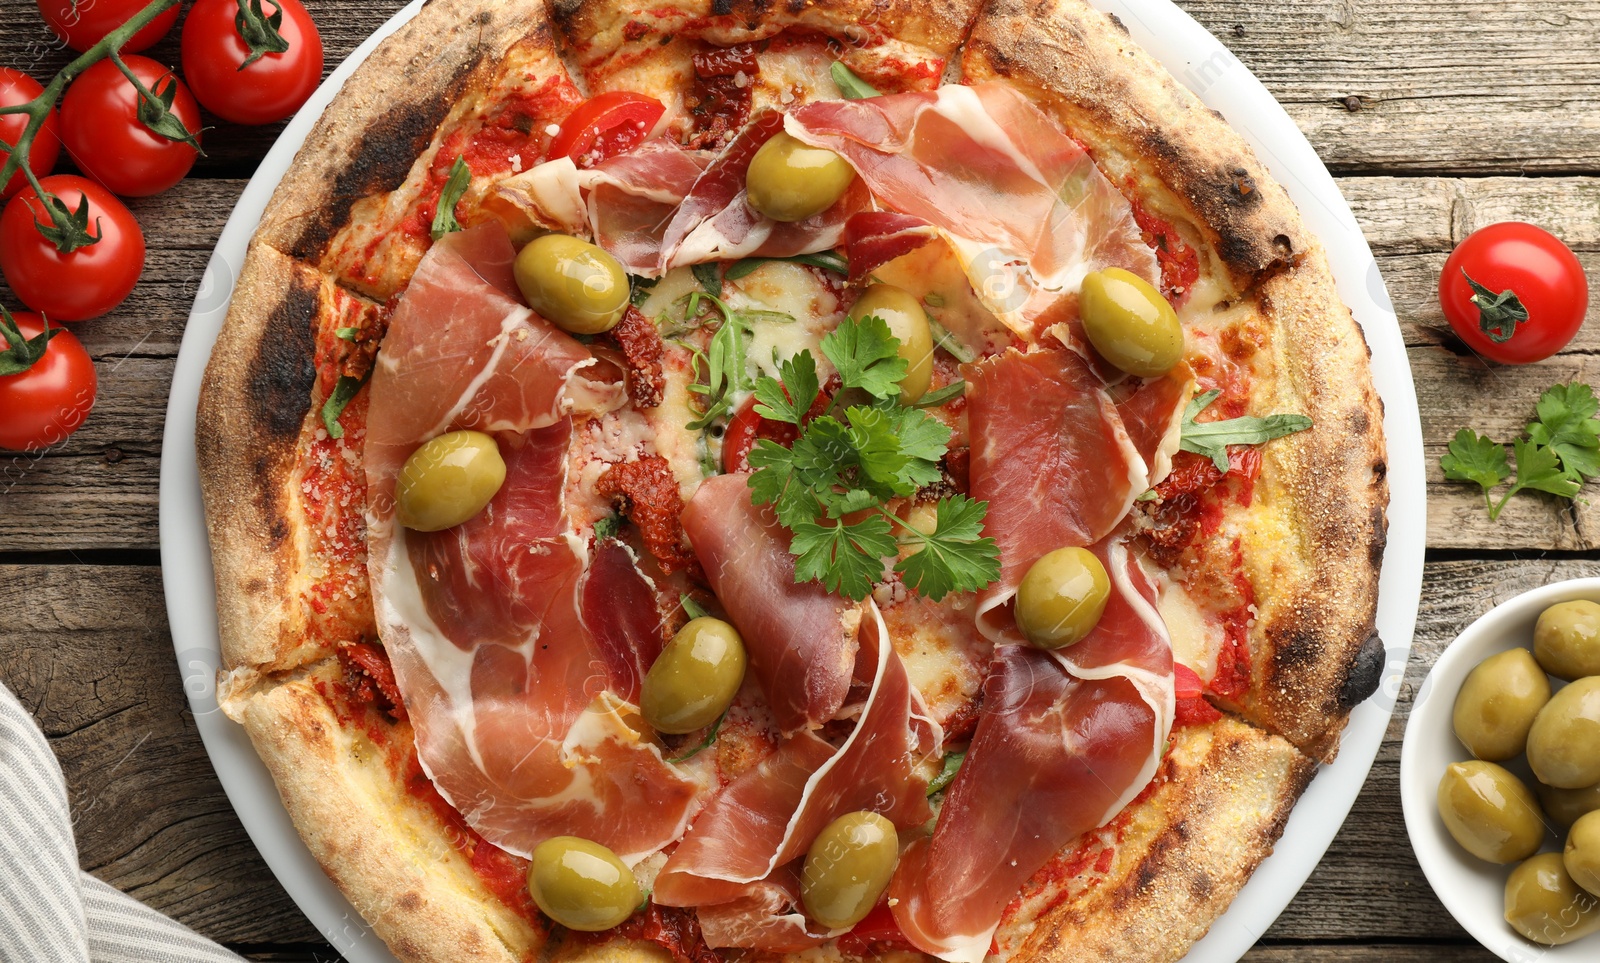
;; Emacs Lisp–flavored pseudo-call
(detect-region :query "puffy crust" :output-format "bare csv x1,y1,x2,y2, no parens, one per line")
961,0,1306,293
1228,248,1388,760
254,0,555,266
1005,718,1317,962
229,662,546,963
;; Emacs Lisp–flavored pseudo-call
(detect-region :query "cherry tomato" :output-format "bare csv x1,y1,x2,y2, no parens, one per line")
1440,222,1588,364
1,68,60,200
0,311,97,451
548,92,665,164
722,395,799,474
37,0,179,54
59,57,201,197
182,0,324,125
0,175,145,321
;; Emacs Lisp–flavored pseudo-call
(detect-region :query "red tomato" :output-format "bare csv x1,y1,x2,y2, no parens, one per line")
548,91,665,164
182,0,324,125
1440,222,1588,364
0,175,145,321
59,57,201,197
37,0,179,53
0,68,60,200
0,311,97,451
721,395,799,474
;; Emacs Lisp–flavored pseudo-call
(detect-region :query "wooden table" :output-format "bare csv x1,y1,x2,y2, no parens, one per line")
2,1,1597,959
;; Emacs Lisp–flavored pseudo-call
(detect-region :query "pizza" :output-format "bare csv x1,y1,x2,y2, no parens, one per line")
194,0,1390,961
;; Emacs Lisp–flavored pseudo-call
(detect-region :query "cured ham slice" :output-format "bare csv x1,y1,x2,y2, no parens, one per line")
841,211,937,284
964,345,1149,643
1112,363,1192,486
580,538,667,703
680,473,860,732
657,110,869,271
787,84,1156,337
890,538,1174,962
365,225,696,861
655,603,940,949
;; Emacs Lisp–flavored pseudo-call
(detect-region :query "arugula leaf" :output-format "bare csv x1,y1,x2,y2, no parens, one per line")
321,372,369,440
430,156,472,240
685,305,752,431
822,314,908,399
925,315,976,364
908,379,966,410
831,62,881,99
725,251,850,280
1179,389,1313,472
670,708,727,762
753,351,819,425
692,262,723,299
629,274,659,308
680,594,710,621
893,495,1001,601
1527,382,1600,480
926,751,965,797
791,515,897,599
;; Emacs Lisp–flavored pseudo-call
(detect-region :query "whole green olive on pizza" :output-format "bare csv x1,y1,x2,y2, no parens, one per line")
196,0,1389,960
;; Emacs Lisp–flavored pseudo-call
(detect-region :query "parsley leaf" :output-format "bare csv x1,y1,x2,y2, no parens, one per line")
821,314,908,399
692,262,723,299
1511,436,1580,499
753,351,819,425
592,515,622,540
430,155,472,240
1440,428,1511,500
893,495,1001,601
1440,382,1600,521
1527,382,1600,480
1179,389,1313,471
791,515,898,599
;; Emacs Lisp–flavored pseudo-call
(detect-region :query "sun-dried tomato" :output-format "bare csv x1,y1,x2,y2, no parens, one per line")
338,641,407,720
606,306,666,408
597,455,695,573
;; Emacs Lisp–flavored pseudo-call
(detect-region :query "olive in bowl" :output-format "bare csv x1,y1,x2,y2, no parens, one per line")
1437,760,1547,864
1567,810,1600,898
1452,647,1551,761
1540,781,1600,829
1504,852,1600,946
1535,600,1600,680
1527,676,1600,790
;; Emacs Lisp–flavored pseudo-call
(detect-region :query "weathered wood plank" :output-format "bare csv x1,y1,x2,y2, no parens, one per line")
0,0,1597,176
6,559,1587,952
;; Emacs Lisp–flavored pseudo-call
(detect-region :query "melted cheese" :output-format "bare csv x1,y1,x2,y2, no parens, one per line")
728,260,841,380
1153,569,1226,683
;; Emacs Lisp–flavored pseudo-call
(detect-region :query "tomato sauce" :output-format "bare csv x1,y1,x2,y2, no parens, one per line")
1127,189,1201,305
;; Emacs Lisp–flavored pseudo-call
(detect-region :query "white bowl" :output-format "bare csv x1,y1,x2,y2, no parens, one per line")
1401,577,1600,962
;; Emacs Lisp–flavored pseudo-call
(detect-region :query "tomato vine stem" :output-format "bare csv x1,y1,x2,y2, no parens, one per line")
0,0,183,250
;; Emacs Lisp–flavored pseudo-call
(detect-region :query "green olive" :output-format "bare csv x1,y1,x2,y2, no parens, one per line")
1505,852,1600,945
1528,677,1600,789
1540,780,1600,829
1452,648,1553,761
848,284,934,403
640,617,747,735
1567,810,1600,897
1078,267,1184,378
1437,760,1547,864
527,836,641,932
513,234,628,335
1014,547,1111,649
1535,601,1600,680
745,132,856,223
395,430,506,532
800,811,899,929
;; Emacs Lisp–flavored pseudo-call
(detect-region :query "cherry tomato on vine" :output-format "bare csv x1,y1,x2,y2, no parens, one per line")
549,92,666,164
182,0,324,125
0,175,145,321
1440,222,1589,365
1,68,60,200
0,311,97,452
37,0,179,54
59,57,201,197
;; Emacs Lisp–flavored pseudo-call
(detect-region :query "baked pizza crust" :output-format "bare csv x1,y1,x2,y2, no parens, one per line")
196,0,1388,959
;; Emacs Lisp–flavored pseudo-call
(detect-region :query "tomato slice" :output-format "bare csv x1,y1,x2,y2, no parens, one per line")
548,91,665,163
721,395,798,474
1173,662,1206,700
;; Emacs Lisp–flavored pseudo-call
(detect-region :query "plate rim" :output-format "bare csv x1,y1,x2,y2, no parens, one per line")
160,2,1426,960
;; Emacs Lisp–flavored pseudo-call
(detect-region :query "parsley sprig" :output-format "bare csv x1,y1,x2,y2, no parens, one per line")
1442,382,1600,520
746,315,1000,602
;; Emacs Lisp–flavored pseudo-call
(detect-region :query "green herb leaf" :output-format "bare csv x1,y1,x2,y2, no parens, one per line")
692,262,723,299
925,315,976,364
685,300,753,431
235,0,292,69
1527,382,1600,480
753,351,819,425
1461,269,1529,344
831,62,881,99
725,251,850,280
335,327,359,342
1441,428,1512,493
791,514,898,600
926,751,965,797
922,292,946,309
592,515,622,540
0,307,61,377
1179,389,1313,472
670,708,727,762
629,274,659,308
321,372,369,440
430,156,472,240
1511,436,1580,499
908,379,966,409
893,495,1001,602
680,594,710,621
821,314,908,400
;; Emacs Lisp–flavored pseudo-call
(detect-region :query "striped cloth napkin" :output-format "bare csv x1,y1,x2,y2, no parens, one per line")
0,682,246,963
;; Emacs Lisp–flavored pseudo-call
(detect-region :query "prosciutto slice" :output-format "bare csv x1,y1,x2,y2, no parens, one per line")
680,474,860,732
365,225,697,861
787,84,1156,337
655,603,940,948
890,537,1175,962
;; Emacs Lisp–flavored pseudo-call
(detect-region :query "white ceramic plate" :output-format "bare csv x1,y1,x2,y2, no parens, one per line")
160,2,1426,959
1401,578,1600,962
